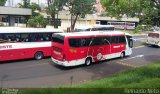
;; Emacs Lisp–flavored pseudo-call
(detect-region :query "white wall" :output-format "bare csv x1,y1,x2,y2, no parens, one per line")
59,19,91,30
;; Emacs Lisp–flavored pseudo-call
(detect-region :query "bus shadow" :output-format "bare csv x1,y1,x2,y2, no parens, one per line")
0,57,50,64
50,56,128,70
0,59,35,64
145,44,160,48
80,57,130,81
49,63,85,71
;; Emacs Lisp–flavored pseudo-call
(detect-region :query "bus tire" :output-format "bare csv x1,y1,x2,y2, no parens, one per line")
34,52,44,60
120,52,125,58
85,57,92,66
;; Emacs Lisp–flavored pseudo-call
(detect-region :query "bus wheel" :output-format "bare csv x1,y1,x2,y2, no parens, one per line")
34,52,44,60
120,52,125,58
85,58,92,66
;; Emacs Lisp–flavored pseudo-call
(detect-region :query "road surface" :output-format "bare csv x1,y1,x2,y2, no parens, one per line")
0,35,160,88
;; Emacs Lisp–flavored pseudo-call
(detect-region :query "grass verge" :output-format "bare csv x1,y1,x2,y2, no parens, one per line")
17,61,160,94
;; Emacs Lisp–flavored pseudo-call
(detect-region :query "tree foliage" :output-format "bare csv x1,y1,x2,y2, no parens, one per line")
28,15,48,28
18,0,30,8
18,0,48,28
47,0,67,28
0,0,7,6
18,1,41,16
47,0,96,30
101,0,160,26
30,2,41,16
66,0,96,31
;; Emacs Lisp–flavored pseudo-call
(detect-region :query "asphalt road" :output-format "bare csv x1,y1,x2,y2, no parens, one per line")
0,35,160,88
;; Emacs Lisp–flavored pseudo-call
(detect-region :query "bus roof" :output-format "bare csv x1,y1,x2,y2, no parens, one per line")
0,27,64,33
54,31,131,37
75,25,114,29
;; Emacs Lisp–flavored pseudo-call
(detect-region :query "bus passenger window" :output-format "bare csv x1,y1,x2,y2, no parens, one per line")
0,34,6,43
15,36,20,42
69,38,80,47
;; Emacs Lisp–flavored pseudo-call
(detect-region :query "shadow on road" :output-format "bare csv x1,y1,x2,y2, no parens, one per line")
0,57,50,64
49,62,85,71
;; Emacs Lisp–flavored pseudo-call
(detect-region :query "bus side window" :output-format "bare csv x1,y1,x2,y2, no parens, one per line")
43,33,51,41
0,33,6,43
111,36,118,44
14,34,21,42
80,39,86,46
37,33,44,41
103,37,111,44
6,34,16,42
119,36,126,44
69,38,92,47
21,33,30,42
91,28,97,31
91,37,104,46
69,38,81,47
83,38,92,46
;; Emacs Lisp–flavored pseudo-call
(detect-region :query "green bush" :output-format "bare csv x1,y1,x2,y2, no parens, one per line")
27,15,48,28
135,25,144,34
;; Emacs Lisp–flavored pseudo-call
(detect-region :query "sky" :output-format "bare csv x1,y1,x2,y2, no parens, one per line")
6,0,47,7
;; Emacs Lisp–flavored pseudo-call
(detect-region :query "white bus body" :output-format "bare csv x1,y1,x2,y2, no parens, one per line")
0,27,63,62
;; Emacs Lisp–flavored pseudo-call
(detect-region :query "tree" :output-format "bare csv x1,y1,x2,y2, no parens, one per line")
18,0,31,27
47,0,96,29
18,1,46,27
27,18,37,27
18,1,41,17
66,0,96,31
0,0,7,6
30,2,41,16
47,0,67,28
101,0,160,26
18,0,30,8
28,15,48,28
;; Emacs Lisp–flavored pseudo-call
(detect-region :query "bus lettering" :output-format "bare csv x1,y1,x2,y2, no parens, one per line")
0,45,12,49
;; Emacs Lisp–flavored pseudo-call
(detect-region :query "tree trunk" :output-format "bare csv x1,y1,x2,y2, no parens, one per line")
25,16,30,27
51,13,56,28
71,14,79,32
48,0,56,28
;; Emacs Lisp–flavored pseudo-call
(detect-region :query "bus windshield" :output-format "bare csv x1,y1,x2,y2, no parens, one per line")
126,35,133,48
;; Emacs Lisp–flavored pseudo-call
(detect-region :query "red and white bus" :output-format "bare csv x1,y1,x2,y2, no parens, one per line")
146,31,160,47
0,27,63,62
51,31,133,67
